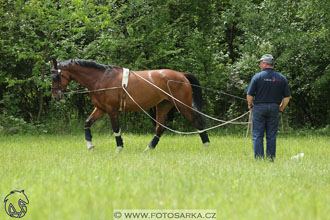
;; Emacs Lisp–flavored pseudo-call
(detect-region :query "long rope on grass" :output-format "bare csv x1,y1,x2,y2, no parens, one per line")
246,110,252,138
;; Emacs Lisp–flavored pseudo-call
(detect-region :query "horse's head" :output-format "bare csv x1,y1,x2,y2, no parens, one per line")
50,59,71,101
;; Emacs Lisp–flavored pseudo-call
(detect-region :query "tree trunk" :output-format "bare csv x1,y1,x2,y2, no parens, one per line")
37,90,44,122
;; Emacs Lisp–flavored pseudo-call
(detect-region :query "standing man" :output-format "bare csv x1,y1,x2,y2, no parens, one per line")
246,54,291,161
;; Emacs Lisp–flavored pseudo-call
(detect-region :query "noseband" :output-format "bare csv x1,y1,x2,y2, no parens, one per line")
51,68,70,91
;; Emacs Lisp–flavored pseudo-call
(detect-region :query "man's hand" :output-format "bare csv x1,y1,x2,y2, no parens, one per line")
246,94,254,110
279,97,290,112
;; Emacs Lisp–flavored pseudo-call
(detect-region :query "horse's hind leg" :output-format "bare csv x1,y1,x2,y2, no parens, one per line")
145,101,174,151
85,107,105,150
168,80,210,147
108,111,124,153
194,110,210,147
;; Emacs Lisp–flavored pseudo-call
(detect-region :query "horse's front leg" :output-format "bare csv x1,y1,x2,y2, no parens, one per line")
108,111,123,153
85,107,105,150
144,101,174,151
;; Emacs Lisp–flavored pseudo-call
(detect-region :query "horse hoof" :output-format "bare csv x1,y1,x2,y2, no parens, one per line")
204,142,210,148
143,146,155,152
88,146,95,151
116,146,124,153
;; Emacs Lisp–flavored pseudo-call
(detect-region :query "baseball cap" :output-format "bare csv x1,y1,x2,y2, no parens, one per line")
257,54,274,65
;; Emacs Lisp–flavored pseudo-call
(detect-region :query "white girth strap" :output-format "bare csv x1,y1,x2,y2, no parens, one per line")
119,68,130,111
122,68,130,88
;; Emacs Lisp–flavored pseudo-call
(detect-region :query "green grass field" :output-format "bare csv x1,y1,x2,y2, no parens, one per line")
0,134,329,220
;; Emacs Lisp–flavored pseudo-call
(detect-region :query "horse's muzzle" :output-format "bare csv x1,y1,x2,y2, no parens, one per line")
53,91,63,101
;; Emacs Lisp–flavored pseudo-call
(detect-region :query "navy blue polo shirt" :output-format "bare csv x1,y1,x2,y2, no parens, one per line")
246,68,290,104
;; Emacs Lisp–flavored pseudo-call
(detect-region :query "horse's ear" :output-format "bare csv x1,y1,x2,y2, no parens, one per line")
50,59,58,69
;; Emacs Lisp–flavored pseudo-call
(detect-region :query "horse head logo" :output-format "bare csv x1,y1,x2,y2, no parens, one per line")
4,190,29,218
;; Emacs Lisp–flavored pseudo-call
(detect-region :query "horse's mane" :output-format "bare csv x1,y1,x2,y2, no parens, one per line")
59,59,117,71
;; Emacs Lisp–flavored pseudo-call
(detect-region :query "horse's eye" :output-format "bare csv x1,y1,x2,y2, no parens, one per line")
51,74,60,82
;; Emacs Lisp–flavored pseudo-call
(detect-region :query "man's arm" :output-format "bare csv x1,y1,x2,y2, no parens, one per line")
246,94,254,110
279,97,290,112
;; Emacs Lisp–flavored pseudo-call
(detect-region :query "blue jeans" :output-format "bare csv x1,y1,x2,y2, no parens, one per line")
252,103,279,160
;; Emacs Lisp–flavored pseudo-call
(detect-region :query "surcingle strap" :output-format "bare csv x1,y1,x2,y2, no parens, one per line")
120,68,130,111
122,68,130,88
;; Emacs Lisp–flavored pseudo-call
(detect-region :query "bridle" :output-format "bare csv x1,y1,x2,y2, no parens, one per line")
51,67,70,92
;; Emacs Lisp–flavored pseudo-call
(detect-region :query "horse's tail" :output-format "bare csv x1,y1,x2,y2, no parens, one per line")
184,73,205,127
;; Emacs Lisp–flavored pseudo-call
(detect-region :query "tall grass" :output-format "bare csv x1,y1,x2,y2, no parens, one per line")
0,134,329,219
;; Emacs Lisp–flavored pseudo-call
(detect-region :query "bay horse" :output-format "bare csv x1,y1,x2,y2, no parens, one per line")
50,59,210,152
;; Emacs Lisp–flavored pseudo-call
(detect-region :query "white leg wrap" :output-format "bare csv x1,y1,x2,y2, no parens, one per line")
144,145,155,152
204,142,210,148
114,128,121,137
116,146,123,153
86,141,94,150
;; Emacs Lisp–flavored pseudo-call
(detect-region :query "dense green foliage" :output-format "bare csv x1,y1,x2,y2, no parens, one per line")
1,0,329,134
